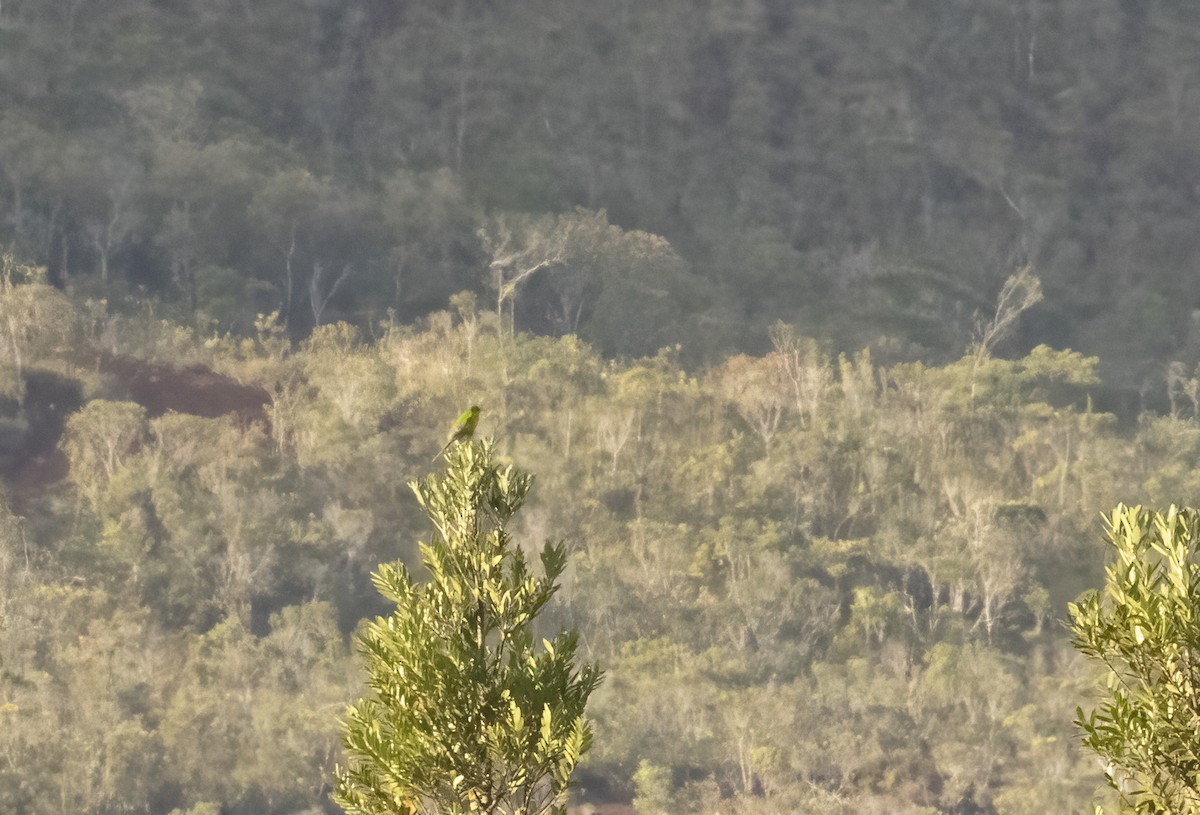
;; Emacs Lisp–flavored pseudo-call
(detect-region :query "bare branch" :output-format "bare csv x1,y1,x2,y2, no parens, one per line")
972,266,1042,361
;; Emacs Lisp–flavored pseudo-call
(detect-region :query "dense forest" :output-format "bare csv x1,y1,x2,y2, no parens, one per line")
4,1,1200,814
4,1,1200,378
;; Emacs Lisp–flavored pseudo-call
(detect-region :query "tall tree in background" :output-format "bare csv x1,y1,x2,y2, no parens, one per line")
334,440,602,815
1071,505,1200,814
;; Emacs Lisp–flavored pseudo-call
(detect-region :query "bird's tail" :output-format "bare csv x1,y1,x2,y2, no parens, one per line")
431,439,455,462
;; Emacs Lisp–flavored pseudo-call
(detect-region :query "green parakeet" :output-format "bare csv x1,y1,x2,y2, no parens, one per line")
432,405,481,461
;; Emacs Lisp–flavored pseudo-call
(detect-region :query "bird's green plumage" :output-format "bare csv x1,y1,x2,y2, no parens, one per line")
433,405,481,461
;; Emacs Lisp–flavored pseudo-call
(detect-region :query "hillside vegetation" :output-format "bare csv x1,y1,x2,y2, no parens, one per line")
6,263,1195,813
4,3,1200,811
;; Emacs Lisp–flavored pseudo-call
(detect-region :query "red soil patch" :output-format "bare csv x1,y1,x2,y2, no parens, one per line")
1,354,271,497
96,352,270,424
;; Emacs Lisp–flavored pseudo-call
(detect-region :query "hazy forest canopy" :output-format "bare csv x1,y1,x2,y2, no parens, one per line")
3,1,1200,814
5,0,1200,378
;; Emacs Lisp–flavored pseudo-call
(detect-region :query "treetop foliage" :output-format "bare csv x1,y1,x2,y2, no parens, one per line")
336,441,601,815
1072,505,1200,815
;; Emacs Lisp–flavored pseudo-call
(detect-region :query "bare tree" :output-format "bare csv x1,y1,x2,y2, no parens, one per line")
596,409,637,474
156,204,200,311
769,323,832,430
971,266,1043,363
83,165,138,283
309,261,352,327
481,214,571,336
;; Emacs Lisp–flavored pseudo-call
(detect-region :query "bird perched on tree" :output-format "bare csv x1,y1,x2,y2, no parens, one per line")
432,405,481,461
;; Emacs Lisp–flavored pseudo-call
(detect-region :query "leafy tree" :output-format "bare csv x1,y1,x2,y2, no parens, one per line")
62,399,147,500
1071,505,1200,814
0,255,74,383
631,760,673,815
334,440,602,815
162,603,351,813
